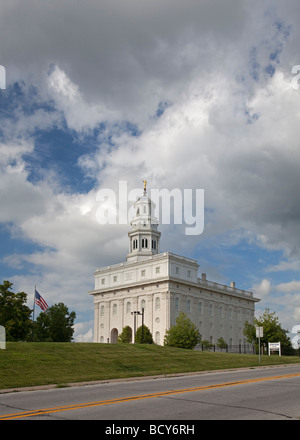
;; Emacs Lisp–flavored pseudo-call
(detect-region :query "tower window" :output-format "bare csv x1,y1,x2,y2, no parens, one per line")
152,240,156,250
142,238,148,248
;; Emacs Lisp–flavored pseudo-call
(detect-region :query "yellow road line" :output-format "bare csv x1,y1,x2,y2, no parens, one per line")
1,372,300,420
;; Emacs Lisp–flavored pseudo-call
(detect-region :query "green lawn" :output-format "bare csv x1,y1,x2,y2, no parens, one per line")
0,342,299,390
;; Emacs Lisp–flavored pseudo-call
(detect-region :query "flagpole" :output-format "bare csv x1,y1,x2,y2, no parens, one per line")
32,285,36,323
31,286,36,342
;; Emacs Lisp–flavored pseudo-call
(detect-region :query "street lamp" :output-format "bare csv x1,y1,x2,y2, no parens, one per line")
131,308,144,343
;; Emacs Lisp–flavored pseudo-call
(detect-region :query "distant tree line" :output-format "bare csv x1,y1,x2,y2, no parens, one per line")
0,280,76,342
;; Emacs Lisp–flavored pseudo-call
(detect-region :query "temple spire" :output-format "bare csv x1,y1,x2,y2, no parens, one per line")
126,180,161,262
141,179,147,194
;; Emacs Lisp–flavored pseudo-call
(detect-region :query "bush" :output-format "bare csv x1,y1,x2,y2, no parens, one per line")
164,312,201,349
118,326,132,343
201,340,214,351
135,325,153,344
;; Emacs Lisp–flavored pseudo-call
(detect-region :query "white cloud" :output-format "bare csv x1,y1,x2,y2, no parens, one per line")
266,259,300,272
292,308,300,322
275,281,300,293
73,321,93,342
47,65,116,132
252,279,272,299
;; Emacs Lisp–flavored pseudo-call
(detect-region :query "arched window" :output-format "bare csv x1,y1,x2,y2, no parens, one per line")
198,302,202,314
175,297,179,311
126,301,131,314
238,309,242,321
100,305,105,316
187,299,191,313
141,299,146,310
155,332,160,345
113,304,117,315
155,297,160,310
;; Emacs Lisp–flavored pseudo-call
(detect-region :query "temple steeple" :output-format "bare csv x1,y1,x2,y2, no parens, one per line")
126,181,161,262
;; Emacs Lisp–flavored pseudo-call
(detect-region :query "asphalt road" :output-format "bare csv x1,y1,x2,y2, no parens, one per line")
1,364,300,421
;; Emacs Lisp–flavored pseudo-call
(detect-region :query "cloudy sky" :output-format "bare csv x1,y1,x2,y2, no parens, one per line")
1,0,300,342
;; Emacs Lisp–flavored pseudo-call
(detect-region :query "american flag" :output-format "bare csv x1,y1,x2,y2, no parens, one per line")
35,289,48,312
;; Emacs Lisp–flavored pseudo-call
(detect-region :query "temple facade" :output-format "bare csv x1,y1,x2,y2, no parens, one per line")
89,185,259,345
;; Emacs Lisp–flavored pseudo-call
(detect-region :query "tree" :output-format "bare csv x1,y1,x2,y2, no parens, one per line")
201,340,214,351
164,312,201,349
0,281,32,341
34,303,76,342
135,325,153,344
118,326,133,343
217,337,227,350
244,308,293,355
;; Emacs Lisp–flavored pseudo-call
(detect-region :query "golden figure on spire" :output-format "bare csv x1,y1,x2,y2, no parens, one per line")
142,179,147,193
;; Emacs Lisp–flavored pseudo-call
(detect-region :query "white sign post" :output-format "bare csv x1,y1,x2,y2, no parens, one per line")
256,327,263,362
268,342,281,356
0,325,5,349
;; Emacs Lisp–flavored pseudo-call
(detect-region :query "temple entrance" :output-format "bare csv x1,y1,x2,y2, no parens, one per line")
110,328,118,343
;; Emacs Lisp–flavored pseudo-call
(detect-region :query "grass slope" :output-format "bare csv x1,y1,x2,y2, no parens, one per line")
1,342,299,389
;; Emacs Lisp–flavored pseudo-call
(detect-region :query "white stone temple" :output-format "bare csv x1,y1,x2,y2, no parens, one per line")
89,182,259,345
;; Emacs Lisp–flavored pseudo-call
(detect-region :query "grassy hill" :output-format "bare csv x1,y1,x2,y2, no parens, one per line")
1,342,299,390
